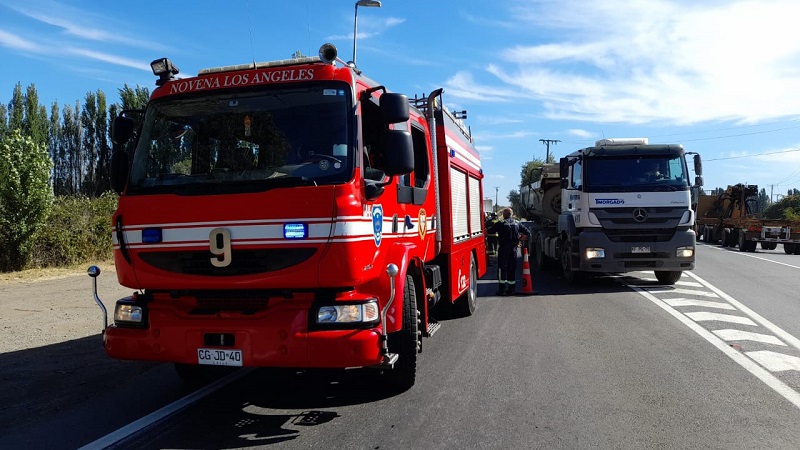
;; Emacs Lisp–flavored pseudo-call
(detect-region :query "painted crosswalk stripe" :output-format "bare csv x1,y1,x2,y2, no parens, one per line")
663,298,736,310
713,329,787,346
645,287,719,298
747,351,800,372
684,312,757,326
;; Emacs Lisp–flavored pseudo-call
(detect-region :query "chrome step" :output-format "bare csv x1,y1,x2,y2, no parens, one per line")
426,319,441,337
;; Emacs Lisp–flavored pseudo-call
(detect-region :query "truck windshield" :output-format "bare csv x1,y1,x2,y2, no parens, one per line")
583,155,689,192
127,83,352,193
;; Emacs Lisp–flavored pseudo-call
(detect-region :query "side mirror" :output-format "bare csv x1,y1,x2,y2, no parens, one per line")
693,154,703,176
380,93,410,124
110,151,129,194
695,175,704,187
112,115,135,145
382,130,413,176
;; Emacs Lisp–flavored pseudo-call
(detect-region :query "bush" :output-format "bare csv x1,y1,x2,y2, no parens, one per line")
28,193,117,268
762,195,800,221
0,129,54,271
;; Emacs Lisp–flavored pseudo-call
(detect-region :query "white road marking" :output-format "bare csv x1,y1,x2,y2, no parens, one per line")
79,368,252,449
626,285,800,410
684,312,757,326
747,351,800,372
713,329,787,346
644,287,719,298
637,277,702,287
704,245,800,269
684,271,800,352
662,298,736,310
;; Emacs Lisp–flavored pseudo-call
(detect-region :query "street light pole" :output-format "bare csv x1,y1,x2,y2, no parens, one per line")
353,0,382,65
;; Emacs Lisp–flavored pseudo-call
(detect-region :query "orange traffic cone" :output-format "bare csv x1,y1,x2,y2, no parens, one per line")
520,247,536,295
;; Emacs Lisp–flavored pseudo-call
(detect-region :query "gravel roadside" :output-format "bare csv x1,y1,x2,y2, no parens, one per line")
0,262,159,432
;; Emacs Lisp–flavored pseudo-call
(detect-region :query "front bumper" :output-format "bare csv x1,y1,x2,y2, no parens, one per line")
103,299,383,368
577,229,695,272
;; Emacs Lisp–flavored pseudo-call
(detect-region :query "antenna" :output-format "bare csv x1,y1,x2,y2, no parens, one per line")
245,0,256,66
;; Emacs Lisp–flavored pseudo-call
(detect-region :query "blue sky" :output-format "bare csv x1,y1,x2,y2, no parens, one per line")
2,0,800,205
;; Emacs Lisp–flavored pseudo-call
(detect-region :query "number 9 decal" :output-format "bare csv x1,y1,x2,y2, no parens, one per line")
209,228,232,267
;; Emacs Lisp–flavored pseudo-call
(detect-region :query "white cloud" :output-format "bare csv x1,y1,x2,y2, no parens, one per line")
567,129,595,138
489,0,800,125
66,48,150,72
0,30,40,52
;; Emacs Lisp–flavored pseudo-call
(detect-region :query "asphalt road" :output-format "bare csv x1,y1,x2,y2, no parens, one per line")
3,245,800,449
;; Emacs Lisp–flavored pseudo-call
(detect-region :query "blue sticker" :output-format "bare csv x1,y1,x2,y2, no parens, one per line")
372,205,383,247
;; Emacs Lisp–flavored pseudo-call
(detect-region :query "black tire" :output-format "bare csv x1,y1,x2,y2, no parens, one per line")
560,238,582,283
455,255,478,317
385,275,420,390
784,243,796,254
534,234,551,270
654,270,682,285
761,242,777,250
745,241,757,252
721,228,731,247
737,229,748,252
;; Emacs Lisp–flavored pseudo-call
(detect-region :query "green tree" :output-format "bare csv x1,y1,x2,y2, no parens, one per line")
24,84,48,147
520,157,547,188
762,195,800,220
8,82,24,131
0,129,54,271
0,103,7,140
757,188,769,215
508,189,523,218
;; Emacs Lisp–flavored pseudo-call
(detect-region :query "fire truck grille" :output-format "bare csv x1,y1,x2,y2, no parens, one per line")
139,248,317,276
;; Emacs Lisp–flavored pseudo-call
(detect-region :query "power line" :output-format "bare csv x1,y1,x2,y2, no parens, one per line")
703,148,800,161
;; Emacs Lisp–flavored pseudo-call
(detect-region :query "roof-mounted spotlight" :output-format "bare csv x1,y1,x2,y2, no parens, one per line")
453,110,467,120
151,58,179,86
319,43,338,65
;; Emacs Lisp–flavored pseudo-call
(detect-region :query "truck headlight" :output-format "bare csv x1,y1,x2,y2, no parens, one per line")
676,246,694,258
316,300,379,324
114,302,146,326
585,248,605,259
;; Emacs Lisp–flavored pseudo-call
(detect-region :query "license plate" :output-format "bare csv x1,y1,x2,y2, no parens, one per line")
631,246,650,253
197,348,243,367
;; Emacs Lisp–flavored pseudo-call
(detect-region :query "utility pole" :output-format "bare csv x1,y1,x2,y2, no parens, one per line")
539,139,561,163
494,186,499,213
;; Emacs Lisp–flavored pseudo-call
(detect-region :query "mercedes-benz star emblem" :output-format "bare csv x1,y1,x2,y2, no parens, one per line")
633,208,647,222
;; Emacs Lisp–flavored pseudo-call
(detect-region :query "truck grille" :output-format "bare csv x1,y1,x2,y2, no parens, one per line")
593,207,683,242
139,248,316,276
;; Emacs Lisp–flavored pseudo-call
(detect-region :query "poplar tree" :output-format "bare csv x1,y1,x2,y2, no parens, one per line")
0,129,54,271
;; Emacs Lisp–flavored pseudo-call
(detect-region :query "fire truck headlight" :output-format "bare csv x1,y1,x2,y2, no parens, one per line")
676,246,694,258
585,248,605,259
316,301,379,324
114,303,144,325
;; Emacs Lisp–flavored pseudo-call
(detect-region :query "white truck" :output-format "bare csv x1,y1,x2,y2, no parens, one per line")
520,138,703,284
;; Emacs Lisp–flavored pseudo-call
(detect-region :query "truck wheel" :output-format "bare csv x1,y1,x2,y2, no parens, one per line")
560,239,582,283
721,229,730,247
654,270,682,285
534,234,550,270
784,243,796,254
455,255,478,317
737,230,748,252
385,275,420,390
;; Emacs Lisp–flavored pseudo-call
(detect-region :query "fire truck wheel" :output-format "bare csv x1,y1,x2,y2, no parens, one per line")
455,255,478,317
385,275,419,390
654,270,682,285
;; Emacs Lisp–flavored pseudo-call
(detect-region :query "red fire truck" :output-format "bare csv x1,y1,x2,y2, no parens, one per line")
89,43,486,389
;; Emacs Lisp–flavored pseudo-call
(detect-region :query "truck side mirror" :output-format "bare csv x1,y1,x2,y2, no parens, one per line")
693,154,702,176
112,115,135,145
110,151,129,194
383,130,413,175
380,93,410,124
695,175,703,187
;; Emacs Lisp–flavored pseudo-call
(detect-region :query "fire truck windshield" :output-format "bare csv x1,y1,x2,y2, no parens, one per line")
581,155,690,192
127,83,352,193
